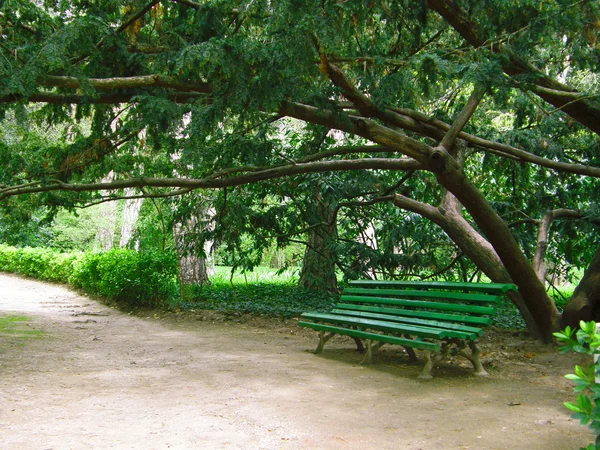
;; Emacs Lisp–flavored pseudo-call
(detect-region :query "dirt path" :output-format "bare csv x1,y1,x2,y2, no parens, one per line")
0,273,592,449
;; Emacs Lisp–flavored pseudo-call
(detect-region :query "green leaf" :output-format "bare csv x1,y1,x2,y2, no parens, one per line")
578,394,593,413
566,374,584,381
565,402,582,413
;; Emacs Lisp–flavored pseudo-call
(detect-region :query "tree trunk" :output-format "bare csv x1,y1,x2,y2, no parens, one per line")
173,214,214,299
561,245,600,328
394,193,540,335
119,190,143,248
94,199,117,251
532,209,587,283
298,194,338,293
532,212,553,283
432,152,560,341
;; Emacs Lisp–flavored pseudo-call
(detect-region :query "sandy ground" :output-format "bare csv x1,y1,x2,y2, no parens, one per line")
0,272,594,450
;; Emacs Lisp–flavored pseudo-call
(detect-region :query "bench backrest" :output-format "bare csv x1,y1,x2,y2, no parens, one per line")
338,281,517,328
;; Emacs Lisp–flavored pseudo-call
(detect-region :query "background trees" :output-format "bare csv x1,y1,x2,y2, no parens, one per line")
1,0,599,340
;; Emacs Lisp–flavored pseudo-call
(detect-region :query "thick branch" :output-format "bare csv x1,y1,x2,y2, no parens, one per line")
0,157,421,200
439,85,487,152
391,107,600,179
0,91,208,104
5,73,599,180
433,154,560,339
428,0,600,136
327,62,600,179
278,101,435,165
393,192,542,334
42,75,211,93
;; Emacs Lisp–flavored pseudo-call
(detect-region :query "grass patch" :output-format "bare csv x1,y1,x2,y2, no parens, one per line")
177,266,336,318
211,266,299,285
0,315,44,338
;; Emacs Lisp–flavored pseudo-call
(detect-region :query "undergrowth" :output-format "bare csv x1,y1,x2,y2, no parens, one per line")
179,281,336,318
0,244,574,327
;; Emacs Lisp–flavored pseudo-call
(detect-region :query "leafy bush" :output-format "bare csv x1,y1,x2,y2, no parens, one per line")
181,281,336,318
494,298,527,330
554,321,600,450
0,244,178,308
0,244,81,282
0,244,18,272
69,249,178,308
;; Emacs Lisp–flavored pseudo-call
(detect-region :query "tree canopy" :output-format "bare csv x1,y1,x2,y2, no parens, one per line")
1,0,600,340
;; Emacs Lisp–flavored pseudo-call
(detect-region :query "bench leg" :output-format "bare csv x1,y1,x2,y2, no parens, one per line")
360,340,374,364
404,347,417,362
402,339,418,362
351,336,365,352
419,351,436,380
315,331,335,354
458,341,489,377
418,348,448,380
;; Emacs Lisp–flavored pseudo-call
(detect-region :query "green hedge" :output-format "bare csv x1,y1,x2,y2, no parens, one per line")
69,249,178,307
0,244,81,282
0,244,178,308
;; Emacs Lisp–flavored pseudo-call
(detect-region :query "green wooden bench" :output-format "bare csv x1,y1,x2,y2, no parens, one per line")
298,280,518,379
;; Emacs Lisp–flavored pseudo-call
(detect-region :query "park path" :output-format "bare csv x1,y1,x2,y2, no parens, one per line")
0,272,591,449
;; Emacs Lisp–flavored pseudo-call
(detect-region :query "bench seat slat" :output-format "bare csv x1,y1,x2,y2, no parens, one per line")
335,303,493,326
330,308,484,336
301,312,477,340
348,280,518,294
301,312,446,339
297,321,441,352
340,295,496,315
343,288,500,304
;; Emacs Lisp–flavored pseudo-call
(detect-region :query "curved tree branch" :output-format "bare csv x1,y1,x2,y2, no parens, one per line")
428,0,600,136
390,107,600,178
0,157,422,200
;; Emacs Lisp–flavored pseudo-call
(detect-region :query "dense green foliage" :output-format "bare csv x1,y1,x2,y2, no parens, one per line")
0,244,81,282
69,249,178,307
182,282,336,319
2,0,600,337
555,322,600,450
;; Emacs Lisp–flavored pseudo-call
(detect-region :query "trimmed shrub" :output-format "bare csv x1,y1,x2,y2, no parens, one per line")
0,244,178,308
0,244,81,282
69,248,178,307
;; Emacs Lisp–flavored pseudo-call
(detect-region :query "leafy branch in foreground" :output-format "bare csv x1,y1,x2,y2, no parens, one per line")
554,321,600,450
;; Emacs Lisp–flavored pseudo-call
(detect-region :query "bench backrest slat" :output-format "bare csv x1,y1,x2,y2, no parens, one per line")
348,280,517,294
343,287,500,304
340,295,496,316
